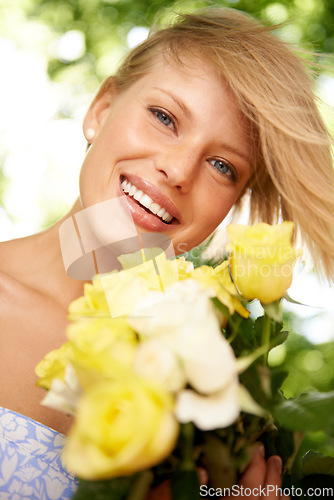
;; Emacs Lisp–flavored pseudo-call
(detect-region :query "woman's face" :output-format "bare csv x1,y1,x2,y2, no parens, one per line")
80,56,251,254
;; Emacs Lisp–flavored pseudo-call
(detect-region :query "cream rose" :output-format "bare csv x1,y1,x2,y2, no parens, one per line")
227,222,300,304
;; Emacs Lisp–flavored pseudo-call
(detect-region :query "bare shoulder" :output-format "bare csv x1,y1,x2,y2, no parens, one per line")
0,229,78,433
0,264,72,435
0,269,30,330
0,267,27,307
0,268,62,329
0,239,32,307
0,238,22,278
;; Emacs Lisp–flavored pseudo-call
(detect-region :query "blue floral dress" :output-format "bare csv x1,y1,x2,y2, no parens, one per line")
0,407,78,499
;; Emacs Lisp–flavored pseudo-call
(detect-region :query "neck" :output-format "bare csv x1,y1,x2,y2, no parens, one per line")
1,198,87,310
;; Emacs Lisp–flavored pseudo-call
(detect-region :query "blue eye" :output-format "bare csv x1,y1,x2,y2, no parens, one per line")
209,159,238,182
156,111,172,126
149,107,176,130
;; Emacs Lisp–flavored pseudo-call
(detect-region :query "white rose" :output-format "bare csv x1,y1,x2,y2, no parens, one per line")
129,280,237,394
134,339,186,392
128,279,241,430
41,363,82,415
175,378,240,431
128,280,218,338
181,333,238,395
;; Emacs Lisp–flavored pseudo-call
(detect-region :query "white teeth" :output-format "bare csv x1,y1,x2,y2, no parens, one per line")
121,180,130,193
140,194,154,209
149,203,161,215
133,189,144,202
163,213,173,223
157,208,166,218
121,178,173,223
129,185,137,196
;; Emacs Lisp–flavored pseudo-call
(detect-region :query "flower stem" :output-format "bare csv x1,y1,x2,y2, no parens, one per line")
171,423,200,500
127,470,154,500
179,423,195,470
227,316,242,344
262,313,271,364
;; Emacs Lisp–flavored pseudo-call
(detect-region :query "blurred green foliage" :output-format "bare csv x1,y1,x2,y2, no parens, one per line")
269,314,334,457
39,0,334,82
1,0,333,87
270,330,334,399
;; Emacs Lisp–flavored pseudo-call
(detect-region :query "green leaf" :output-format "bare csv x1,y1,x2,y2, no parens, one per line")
261,427,295,466
253,315,284,350
236,333,288,374
272,391,334,435
211,297,230,322
228,315,257,356
269,330,289,350
270,367,289,395
302,451,334,477
239,365,272,409
283,292,314,308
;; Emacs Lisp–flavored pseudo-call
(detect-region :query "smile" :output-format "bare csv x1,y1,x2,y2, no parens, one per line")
121,178,174,224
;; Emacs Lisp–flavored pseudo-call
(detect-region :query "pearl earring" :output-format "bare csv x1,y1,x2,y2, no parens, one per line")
85,128,95,140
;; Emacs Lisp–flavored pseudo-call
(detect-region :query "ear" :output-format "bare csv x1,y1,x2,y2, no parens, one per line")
83,77,116,143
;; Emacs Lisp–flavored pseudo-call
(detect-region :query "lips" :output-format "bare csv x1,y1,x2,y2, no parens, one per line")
122,178,174,223
119,173,181,231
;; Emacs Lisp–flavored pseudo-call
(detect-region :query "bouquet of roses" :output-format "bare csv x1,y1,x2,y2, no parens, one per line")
35,222,334,499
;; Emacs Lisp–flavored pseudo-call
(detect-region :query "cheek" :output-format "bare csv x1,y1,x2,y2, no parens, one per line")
104,107,156,157
79,114,149,206
181,189,240,250
197,189,236,229
78,152,116,211
173,200,233,254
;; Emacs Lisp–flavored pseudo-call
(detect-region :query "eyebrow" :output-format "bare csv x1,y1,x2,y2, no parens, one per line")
151,87,192,119
152,87,250,164
220,143,250,163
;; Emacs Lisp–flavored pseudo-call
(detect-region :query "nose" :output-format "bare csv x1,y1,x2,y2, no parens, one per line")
155,143,199,192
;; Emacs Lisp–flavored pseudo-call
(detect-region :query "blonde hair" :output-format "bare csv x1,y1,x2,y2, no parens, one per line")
98,7,334,279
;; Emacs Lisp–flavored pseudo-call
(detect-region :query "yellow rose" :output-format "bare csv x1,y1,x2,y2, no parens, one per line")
118,249,193,283
36,319,136,391
62,377,179,480
35,342,73,390
99,261,160,317
69,251,192,319
68,251,195,319
66,318,137,388
68,278,111,319
117,250,194,296
227,222,300,304
190,261,249,317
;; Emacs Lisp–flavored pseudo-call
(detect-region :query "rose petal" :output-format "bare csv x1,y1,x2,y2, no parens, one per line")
175,379,240,430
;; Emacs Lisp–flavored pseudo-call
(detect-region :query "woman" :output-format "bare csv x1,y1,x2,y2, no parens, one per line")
0,6,333,499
